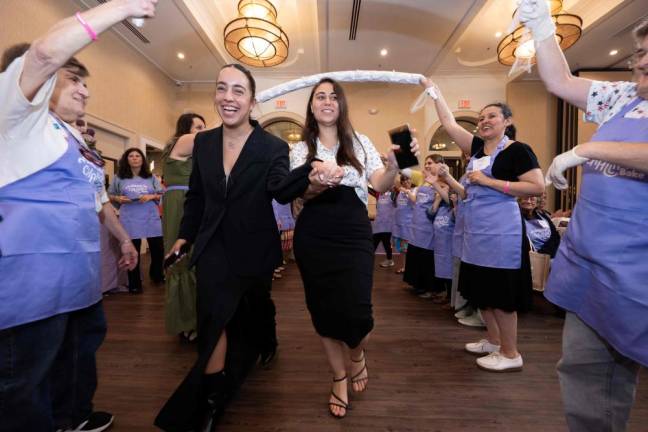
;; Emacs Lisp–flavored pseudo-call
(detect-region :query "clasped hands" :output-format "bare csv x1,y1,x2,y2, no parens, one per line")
309,160,344,190
424,162,452,185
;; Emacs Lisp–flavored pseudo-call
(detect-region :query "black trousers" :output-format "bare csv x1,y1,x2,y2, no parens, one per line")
372,232,393,260
128,236,164,291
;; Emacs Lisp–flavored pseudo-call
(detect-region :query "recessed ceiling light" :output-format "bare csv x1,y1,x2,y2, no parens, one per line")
455,47,462,54
495,31,502,38
380,48,388,57
609,49,618,56
177,52,186,60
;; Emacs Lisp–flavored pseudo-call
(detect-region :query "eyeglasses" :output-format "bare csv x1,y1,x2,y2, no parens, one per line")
78,145,105,168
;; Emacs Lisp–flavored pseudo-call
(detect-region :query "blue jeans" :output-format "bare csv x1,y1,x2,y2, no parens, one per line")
557,312,641,432
0,302,106,431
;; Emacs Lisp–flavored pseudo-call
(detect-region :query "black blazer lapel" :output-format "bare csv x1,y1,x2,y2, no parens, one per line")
205,127,227,199
228,125,264,193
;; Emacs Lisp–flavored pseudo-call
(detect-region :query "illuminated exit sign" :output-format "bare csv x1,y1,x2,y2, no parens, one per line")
275,99,287,110
458,99,471,109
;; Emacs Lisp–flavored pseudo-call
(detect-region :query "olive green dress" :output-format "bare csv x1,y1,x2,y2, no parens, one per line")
162,157,197,335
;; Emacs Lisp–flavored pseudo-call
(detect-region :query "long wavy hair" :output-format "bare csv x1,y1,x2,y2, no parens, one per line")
303,78,363,174
117,147,152,179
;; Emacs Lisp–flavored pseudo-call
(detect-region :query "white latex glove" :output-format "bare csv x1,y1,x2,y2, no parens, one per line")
518,0,556,42
545,147,589,190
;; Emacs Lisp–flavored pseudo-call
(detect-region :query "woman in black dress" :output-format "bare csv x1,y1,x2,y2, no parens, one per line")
289,78,419,418
420,78,544,372
155,64,308,431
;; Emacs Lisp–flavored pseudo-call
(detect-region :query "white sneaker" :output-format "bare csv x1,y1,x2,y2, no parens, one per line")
458,313,486,328
465,339,500,355
476,352,523,372
454,308,472,319
379,259,395,268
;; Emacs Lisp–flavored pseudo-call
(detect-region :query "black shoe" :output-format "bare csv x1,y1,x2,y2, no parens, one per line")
75,411,114,432
129,287,143,294
259,346,277,367
201,373,230,432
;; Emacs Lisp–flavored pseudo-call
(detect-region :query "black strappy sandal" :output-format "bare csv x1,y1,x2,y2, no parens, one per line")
350,351,369,393
328,375,349,419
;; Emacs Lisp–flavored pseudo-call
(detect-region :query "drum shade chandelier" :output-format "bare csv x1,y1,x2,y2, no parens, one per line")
224,0,289,68
497,0,582,66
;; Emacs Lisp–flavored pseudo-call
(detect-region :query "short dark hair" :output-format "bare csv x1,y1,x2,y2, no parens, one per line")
633,18,648,43
1,43,30,72
0,42,89,77
63,56,89,78
426,154,444,163
220,63,256,99
117,147,152,179
481,102,517,140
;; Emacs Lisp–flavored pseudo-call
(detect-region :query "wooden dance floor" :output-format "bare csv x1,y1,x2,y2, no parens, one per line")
96,258,648,431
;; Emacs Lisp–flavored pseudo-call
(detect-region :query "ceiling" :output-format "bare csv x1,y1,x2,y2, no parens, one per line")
72,0,647,84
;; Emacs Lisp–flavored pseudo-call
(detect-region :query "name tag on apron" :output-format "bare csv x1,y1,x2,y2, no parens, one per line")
471,156,491,171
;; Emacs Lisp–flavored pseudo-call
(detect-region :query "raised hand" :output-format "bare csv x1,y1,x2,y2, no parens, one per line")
120,0,159,19
517,0,555,42
437,163,450,178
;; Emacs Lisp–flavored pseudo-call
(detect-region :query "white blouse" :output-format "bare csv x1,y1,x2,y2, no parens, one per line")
290,133,384,205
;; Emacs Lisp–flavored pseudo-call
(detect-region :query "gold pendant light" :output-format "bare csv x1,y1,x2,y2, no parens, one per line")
224,0,289,68
497,0,582,66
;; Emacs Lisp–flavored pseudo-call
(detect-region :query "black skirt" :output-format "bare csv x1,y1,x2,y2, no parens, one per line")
403,244,438,292
458,225,533,312
155,230,275,431
293,186,374,348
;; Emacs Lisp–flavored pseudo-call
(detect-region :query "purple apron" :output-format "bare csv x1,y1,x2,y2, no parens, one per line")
545,97,648,366
372,192,395,234
409,185,436,250
392,191,413,241
462,136,522,269
117,177,163,239
433,203,455,279
452,175,469,258
0,115,102,329
272,199,295,231
525,217,551,252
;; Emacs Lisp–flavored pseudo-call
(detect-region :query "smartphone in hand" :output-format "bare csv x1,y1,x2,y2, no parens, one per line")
163,243,191,270
388,125,419,169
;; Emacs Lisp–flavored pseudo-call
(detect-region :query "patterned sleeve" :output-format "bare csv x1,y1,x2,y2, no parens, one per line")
585,81,636,125
358,134,384,179
289,141,308,170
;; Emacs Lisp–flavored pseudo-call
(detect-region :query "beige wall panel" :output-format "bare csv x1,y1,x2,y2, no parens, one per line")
507,80,558,210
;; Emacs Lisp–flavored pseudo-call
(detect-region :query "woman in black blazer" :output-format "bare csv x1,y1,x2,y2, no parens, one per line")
155,64,309,432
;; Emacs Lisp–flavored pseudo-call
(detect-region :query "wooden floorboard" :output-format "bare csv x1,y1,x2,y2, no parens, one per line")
95,258,648,431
